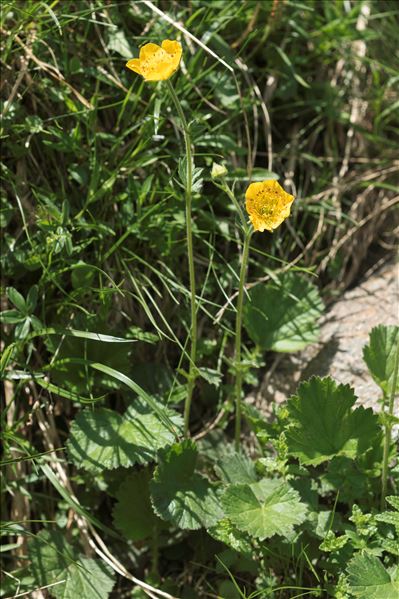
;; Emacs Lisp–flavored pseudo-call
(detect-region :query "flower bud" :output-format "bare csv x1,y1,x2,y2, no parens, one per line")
211,162,227,179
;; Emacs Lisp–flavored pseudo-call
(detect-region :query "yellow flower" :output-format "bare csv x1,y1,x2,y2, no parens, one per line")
126,40,182,82
245,179,295,232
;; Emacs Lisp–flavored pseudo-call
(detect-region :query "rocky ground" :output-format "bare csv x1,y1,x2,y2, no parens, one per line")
252,259,398,416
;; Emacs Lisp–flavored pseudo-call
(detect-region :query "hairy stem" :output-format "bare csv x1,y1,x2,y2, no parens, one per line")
219,180,247,230
234,229,252,451
166,80,197,437
381,341,399,508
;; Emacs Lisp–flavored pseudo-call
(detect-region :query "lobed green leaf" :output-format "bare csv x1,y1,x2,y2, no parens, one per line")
150,440,224,530
363,325,399,396
67,400,183,473
243,272,324,352
221,478,308,541
286,377,380,466
346,552,399,598
30,529,115,599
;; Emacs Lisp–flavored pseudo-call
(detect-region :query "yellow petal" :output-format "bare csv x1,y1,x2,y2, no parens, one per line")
142,61,176,81
161,39,182,70
139,43,163,60
250,213,268,232
245,181,264,202
245,179,294,234
161,39,181,54
125,58,141,75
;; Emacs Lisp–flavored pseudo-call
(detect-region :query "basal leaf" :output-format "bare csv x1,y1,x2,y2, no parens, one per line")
150,440,224,530
323,455,380,504
286,377,380,466
67,400,182,473
363,325,399,396
221,478,308,541
346,552,399,598
214,452,257,485
113,470,163,541
30,529,114,599
208,518,253,554
243,272,324,352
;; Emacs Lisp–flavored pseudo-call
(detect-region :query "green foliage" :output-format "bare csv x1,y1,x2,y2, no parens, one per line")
1,285,42,339
30,530,115,599
221,479,308,540
214,451,257,484
113,470,162,541
320,530,349,553
67,400,183,472
346,552,399,598
286,377,380,466
375,496,399,556
376,496,399,530
363,325,399,396
150,440,224,530
243,272,324,352
1,0,398,596
208,518,253,555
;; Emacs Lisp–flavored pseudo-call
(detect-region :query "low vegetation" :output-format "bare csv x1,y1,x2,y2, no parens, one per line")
1,1,398,597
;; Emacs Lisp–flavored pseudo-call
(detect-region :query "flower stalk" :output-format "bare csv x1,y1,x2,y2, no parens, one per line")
166,80,197,437
216,177,295,450
234,227,253,451
216,179,253,451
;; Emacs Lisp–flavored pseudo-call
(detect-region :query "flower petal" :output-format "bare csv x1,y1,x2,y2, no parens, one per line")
125,58,142,75
161,39,182,69
139,43,163,60
143,62,176,81
245,182,264,201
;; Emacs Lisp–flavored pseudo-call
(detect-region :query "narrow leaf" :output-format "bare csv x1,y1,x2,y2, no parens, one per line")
7,287,26,313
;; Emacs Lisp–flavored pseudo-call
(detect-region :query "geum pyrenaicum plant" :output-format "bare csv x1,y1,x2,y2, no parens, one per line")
3,4,399,598
126,41,298,453
126,40,198,438
212,171,295,450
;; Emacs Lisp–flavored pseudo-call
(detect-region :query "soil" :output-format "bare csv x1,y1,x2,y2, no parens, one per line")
252,259,398,416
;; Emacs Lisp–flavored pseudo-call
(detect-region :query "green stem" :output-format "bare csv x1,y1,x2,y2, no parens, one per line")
234,229,252,451
166,80,197,437
381,341,399,508
219,180,247,231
